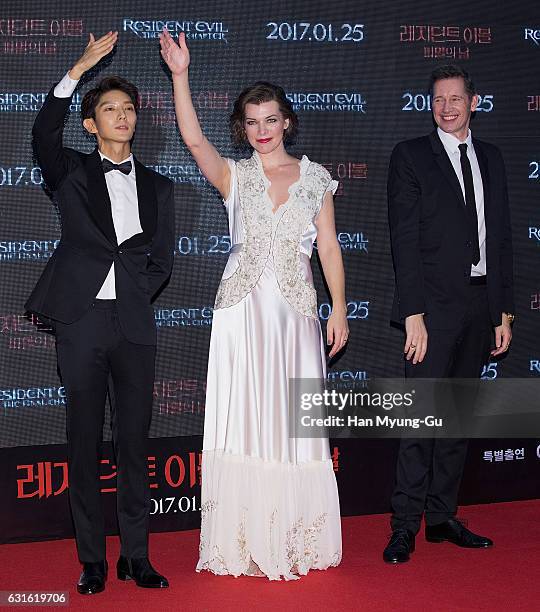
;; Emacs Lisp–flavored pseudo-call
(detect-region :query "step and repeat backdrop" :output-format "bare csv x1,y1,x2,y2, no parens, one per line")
1,0,539,543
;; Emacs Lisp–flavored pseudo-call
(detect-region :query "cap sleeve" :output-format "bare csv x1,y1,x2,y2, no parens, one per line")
326,179,339,195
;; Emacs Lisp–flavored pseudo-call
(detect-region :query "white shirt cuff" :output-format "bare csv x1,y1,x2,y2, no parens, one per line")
53,72,79,98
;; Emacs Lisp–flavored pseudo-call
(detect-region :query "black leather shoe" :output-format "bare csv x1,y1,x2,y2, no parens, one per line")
77,560,107,595
117,556,169,588
425,518,493,548
383,529,415,563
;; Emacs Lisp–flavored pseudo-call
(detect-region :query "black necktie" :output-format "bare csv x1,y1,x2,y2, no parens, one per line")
102,158,132,175
458,143,480,266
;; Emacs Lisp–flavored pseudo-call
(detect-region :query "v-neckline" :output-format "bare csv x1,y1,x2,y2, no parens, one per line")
253,151,307,215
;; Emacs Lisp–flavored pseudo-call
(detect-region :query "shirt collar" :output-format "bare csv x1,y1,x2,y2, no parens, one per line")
98,150,134,173
437,127,472,154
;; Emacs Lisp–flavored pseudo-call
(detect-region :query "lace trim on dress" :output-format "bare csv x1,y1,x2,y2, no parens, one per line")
196,450,342,581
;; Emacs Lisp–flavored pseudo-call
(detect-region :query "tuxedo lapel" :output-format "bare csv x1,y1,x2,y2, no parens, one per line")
429,130,466,209
120,157,158,249
85,149,118,245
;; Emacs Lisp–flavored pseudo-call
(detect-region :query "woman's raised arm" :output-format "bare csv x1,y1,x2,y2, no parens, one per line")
160,29,230,198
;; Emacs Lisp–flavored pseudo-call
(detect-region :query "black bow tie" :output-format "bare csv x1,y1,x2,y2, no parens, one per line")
102,158,132,175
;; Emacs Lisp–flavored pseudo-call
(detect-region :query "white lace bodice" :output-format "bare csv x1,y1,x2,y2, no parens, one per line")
214,151,337,318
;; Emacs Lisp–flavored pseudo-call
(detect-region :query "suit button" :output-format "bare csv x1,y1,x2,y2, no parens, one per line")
466,241,471,247
117,249,123,254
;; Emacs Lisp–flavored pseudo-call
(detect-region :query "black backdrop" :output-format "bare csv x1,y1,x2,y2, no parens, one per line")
1,0,539,543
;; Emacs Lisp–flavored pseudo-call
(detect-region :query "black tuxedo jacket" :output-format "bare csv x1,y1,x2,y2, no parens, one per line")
388,130,514,330
25,87,175,345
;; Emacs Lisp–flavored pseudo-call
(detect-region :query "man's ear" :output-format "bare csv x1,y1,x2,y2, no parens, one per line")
83,117,97,135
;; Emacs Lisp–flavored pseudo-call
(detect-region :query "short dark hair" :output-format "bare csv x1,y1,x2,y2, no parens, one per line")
81,75,139,121
229,81,298,146
429,65,475,98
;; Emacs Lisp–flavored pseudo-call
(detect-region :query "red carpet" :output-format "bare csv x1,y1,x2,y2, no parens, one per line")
1,500,539,611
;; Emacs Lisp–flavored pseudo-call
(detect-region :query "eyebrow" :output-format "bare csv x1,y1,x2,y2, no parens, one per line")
98,99,134,107
245,114,279,120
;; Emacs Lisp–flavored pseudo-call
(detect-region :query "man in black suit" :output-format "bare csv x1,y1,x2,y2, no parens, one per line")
26,32,174,592
384,65,514,563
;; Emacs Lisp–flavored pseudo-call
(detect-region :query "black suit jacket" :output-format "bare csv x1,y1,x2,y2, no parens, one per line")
25,87,175,345
388,130,514,330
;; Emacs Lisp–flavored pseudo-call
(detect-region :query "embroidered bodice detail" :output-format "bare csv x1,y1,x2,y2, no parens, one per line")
214,152,333,318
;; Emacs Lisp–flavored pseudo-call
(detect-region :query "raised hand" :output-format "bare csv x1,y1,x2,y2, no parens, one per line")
69,31,118,80
159,29,190,76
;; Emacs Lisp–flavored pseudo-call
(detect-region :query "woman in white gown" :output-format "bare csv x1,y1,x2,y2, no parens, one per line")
160,30,349,580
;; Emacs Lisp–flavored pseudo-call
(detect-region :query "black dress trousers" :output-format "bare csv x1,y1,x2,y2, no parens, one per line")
390,283,492,534
55,299,156,562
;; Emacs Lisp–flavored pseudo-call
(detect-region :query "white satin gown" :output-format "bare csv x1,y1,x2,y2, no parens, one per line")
196,152,342,580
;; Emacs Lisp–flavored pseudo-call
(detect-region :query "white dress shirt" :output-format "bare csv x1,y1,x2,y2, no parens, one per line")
53,72,143,298
437,127,487,276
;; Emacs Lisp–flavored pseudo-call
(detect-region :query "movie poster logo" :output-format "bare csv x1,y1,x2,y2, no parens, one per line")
123,19,229,42
320,160,367,197
286,92,366,113
314,233,368,253
0,313,55,350
139,90,229,127
529,227,540,242
1,386,65,408
0,92,47,112
15,451,202,504
399,24,492,60
337,232,368,252
524,28,540,46
530,359,540,374
148,164,208,186
154,307,213,327
527,95,540,111
0,239,59,261
0,18,84,55
153,378,206,415
327,369,369,386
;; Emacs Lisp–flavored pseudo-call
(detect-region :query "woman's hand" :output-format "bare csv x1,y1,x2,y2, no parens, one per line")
159,29,190,76
327,306,349,358
69,31,118,80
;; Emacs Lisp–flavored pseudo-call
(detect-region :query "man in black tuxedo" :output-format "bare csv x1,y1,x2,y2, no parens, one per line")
384,65,514,563
26,32,174,592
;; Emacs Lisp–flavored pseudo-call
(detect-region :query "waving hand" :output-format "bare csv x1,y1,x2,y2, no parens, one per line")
159,29,190,76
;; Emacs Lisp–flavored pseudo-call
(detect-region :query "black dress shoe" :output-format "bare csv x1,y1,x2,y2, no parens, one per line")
383,529,415,563
117,556,169,588
425,518,493,547
77,560,107,595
